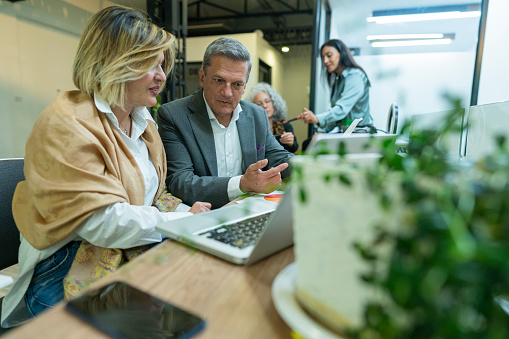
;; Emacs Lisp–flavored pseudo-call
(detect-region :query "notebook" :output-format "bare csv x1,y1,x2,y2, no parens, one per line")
156,190,293,265
305,132,396,155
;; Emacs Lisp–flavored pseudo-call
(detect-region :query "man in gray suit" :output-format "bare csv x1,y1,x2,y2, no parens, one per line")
157,37,293,209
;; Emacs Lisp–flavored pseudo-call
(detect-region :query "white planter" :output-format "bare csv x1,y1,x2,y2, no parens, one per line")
290,154,401,334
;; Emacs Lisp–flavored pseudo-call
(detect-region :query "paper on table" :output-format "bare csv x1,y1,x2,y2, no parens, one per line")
343,118,363,135
236,190,285,205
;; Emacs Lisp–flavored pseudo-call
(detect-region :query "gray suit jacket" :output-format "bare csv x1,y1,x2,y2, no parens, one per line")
157,89,293,209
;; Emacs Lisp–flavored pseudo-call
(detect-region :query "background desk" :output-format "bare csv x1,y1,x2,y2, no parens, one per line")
3,240,294,338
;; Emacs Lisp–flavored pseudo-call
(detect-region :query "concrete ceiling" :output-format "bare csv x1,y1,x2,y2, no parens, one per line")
106,0,315,49
183,0,315,48
109,0,483,54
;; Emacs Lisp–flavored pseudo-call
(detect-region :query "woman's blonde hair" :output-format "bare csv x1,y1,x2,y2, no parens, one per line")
73,6,176,110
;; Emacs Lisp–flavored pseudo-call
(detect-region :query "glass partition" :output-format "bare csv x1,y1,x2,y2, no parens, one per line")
318,0,483,133
464,100,509,161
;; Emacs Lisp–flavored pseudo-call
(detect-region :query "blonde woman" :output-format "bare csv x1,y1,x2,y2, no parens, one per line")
1,6,210,328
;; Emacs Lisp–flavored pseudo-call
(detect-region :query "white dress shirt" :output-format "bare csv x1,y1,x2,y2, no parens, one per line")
203,93,244,201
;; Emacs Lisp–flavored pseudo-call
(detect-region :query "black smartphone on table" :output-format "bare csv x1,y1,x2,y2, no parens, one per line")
66,281,205,339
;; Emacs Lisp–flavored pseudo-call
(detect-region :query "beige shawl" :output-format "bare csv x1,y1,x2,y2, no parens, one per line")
13,91,166,250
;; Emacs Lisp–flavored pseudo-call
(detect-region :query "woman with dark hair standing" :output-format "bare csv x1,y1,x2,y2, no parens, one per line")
299,39,374,139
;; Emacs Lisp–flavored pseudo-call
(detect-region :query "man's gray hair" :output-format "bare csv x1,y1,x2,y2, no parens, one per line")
202,37,252,80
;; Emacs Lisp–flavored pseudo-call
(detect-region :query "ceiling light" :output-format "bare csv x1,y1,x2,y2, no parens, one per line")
367,4,481,24
281,46,290,52
371,38,452,48
367,11,480,24
367,33,444,41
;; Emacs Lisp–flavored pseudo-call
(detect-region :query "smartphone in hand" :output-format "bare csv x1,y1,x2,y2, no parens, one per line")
66,281,205,339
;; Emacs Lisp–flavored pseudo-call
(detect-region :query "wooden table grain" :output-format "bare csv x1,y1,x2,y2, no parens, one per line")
3,240,295,339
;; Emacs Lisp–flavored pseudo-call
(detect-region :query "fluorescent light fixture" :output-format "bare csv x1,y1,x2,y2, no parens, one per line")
371,38,452,48
367,11,480,24
367,33,444,41
367,4,482,24
281,46,290,52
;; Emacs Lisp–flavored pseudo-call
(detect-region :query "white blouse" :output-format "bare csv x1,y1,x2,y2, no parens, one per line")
1,95,192,328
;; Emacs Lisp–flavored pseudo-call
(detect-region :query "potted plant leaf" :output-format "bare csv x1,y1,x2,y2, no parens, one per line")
351,98,509,338
290,97,509,338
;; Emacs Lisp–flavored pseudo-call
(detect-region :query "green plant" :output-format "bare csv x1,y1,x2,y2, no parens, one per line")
344,98,509,338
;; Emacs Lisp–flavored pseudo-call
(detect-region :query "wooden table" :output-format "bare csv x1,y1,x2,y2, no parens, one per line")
3,240,294,338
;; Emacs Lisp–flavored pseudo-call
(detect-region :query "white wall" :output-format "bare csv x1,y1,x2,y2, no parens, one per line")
358,50,476,130
0,0,130,158
477,0,509,105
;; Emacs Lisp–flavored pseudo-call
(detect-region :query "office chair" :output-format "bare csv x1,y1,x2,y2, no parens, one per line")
0,158,24,335
386,103,399,134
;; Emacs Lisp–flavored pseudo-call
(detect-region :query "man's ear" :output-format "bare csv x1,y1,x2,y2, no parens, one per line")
199,68,205,87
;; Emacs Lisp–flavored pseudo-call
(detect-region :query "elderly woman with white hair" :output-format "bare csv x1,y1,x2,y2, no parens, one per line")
246,82,299,153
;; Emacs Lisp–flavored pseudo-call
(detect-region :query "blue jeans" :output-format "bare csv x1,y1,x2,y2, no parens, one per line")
24,241,80,317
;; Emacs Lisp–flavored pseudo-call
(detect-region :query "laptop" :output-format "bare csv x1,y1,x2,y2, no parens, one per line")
156,190,293,265
305,132,397,155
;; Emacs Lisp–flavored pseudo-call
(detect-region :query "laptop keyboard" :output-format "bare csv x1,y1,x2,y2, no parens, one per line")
199,211,274,249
